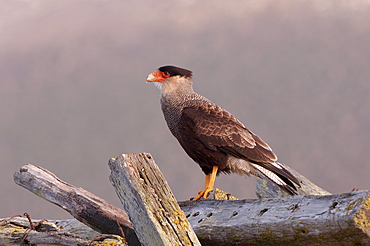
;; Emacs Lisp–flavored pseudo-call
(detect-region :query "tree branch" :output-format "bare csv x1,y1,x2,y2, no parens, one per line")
13,164,140,246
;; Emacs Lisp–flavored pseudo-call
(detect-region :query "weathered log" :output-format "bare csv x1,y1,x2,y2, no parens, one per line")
108,153,201,246
109,153,370,245
0,217,126,246
13,164,140,246
179,191,370,245
12,154,370,245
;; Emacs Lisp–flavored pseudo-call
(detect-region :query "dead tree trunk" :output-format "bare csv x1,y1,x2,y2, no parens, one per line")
109,153,201,246
10,153,370,245
179,192,370,245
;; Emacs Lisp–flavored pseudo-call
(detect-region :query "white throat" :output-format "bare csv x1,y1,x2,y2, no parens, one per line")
156,76,194,97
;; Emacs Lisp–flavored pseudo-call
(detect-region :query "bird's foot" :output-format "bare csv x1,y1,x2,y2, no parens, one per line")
191,188,214,200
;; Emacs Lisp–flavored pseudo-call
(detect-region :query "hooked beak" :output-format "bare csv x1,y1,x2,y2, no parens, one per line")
146,72,156,82
146,71,166,82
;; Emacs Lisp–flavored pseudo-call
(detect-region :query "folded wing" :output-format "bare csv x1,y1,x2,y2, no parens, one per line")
180,102,300,194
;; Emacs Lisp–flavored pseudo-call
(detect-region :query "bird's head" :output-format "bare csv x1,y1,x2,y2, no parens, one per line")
146,65,194,95
146,65,192,82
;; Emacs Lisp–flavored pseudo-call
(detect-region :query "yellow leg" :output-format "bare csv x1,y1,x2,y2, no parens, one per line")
192,166,219,200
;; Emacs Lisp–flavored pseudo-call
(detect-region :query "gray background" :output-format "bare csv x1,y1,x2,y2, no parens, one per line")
1,0,370,219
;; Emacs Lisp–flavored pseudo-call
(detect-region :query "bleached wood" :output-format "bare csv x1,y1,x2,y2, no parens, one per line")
13,164,140,246
179,191,370,245
0,217,126,246
108,153,201,246
11,154,370,245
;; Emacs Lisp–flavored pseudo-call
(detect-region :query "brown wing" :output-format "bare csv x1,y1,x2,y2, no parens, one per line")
180,102,300,193
180,103,277,164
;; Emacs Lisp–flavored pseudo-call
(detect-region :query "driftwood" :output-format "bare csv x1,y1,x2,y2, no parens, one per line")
109,153,200,246
8,153,370,245
109,153,370,245
179,192,370,245
13,164,140,246
0,216,126,246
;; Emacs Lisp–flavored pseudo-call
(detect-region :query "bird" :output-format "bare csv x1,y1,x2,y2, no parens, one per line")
146,65,300,200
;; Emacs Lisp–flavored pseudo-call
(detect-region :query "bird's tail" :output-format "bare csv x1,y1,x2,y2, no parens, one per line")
251,162,301,195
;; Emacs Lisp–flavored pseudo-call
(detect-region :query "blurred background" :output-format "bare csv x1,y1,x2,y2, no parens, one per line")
1,0,370,219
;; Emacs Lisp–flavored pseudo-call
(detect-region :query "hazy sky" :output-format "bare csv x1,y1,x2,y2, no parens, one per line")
1,0,370,219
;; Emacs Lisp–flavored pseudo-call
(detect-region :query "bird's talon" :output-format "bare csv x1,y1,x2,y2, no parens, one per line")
203,188,214,199
192,190,206,201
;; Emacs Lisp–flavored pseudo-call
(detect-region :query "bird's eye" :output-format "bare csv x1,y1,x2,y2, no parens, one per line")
162,71,170,77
